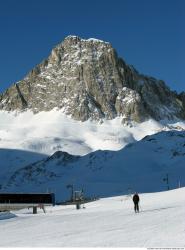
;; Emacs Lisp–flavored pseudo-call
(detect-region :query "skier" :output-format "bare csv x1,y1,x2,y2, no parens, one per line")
132,192,140,213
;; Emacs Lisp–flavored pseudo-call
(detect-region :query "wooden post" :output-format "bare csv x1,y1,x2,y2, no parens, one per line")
33,206,37,214
76,203,80,210
178,180,181,188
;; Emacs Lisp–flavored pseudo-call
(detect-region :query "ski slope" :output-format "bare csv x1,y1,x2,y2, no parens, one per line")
0,188,185,247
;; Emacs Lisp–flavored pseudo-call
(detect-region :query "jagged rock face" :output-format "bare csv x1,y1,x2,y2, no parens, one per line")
179,92,185,109
0,35,184,123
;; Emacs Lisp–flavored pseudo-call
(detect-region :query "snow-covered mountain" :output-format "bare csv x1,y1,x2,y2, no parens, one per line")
0,36,185,197
2,130,185,201
0,108,184,196
0,36,185,158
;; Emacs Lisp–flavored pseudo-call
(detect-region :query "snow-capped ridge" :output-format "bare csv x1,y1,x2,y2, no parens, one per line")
64,35,110,44
46,150,80,163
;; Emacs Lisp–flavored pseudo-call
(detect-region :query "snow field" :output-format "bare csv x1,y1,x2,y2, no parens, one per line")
1,109,183,156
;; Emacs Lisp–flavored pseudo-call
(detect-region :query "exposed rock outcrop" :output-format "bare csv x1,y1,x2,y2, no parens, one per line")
0,35,184,123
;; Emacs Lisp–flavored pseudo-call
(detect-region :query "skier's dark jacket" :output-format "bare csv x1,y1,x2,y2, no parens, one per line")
133,194,139,203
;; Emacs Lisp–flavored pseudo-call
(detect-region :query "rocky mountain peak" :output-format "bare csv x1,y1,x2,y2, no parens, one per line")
0,35,185,123
47,35,113,68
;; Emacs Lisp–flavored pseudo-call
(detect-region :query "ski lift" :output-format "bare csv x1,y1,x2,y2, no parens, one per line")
163,173,170,190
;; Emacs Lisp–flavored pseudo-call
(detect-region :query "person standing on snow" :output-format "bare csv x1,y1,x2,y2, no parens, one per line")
133,193,140,213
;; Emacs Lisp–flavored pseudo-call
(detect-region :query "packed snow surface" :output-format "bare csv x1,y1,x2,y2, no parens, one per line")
0,188,185,247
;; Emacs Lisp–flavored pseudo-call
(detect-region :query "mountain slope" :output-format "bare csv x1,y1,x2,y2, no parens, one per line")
2,130,185,201
0,35,185,123
0,149,47,189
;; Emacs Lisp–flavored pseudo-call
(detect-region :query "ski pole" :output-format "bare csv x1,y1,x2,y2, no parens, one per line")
139,203,142,212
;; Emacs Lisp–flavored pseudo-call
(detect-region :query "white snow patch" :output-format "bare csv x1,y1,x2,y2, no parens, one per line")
0,110,184,157
86,38,109,44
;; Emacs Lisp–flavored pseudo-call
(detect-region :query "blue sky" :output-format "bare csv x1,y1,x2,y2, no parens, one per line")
0,0,184,93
